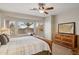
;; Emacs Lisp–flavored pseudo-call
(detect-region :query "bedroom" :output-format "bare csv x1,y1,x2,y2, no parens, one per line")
0,3,79,55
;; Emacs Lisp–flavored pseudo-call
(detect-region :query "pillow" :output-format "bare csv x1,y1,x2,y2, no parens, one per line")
2,34,9,42
27,33,34,36
0,35,8,45
30,33,33,36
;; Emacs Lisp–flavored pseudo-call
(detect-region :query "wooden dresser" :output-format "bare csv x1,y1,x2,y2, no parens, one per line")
72,35,79,55
54,34,77,49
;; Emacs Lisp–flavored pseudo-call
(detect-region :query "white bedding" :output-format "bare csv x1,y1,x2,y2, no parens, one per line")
0,36,50,55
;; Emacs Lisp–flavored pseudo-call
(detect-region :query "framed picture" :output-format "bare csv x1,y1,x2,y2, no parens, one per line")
58,22,75,34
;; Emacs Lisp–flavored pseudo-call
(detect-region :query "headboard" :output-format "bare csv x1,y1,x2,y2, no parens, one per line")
54,34,77,49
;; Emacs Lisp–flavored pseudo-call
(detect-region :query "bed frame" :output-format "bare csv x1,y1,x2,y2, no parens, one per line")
34,36,53,54
33,51,51,55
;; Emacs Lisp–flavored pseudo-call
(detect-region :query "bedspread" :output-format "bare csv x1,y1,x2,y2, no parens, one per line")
0,36,50,55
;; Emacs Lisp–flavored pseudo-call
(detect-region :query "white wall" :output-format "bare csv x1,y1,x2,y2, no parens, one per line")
44,16,51,40
44,16,55,40
55,9,79,47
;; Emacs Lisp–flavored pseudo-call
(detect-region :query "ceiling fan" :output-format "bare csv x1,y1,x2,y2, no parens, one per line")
30,3,54,14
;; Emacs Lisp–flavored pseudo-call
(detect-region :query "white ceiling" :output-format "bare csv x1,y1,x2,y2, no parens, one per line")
0,3,79,17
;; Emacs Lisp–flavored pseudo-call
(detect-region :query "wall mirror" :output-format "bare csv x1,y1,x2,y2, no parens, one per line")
58,22,75,34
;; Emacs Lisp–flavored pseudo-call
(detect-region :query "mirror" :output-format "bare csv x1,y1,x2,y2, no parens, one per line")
58,22,75,34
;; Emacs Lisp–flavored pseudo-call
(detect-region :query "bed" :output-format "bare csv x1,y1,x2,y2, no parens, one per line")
0,36,51,55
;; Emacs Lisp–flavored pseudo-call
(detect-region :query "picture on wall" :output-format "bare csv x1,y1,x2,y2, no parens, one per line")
58,22,75,34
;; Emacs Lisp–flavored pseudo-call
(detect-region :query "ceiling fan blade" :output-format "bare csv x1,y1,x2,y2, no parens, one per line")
30,8,38,10
44,11,48,14
45,7,54,10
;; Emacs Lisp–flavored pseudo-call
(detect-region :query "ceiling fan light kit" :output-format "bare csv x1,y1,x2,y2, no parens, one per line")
39,10,44,13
